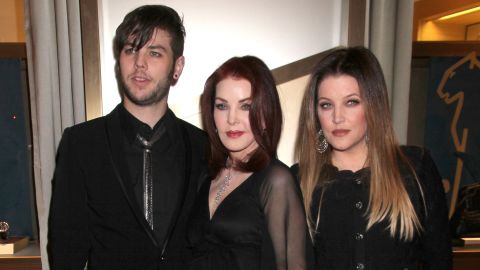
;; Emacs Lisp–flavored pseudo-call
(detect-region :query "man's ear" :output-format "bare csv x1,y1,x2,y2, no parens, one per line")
171,56,185,86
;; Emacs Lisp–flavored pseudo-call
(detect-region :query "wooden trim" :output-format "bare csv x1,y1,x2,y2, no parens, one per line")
412,41,480,57
79,0,102,120
0,43,26,58
272,0,365,84
271,50,332,85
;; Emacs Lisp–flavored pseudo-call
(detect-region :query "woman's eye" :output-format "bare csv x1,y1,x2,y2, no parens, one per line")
215,103,227,110
240,103,251,111
318,102,331,109
346,99,360,106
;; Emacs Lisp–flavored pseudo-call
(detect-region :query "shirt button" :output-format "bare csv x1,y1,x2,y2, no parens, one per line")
356,263,365,270
355,179,362,185
355,201,363,209
354,233,364,240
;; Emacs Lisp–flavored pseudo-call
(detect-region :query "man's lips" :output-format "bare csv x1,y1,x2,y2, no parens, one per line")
332,129,350,137
130,75,151,87
226,131,244,138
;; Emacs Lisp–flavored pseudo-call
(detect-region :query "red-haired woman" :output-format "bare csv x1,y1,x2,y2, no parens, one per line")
187,56,308,270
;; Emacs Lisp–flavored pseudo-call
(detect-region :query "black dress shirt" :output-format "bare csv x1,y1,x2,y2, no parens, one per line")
119,106,183,244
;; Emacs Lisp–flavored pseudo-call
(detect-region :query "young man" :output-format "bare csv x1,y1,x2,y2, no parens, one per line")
48,5,207,269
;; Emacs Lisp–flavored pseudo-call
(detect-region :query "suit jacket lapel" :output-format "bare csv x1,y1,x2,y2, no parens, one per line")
156,116,189,253
104,107,159,247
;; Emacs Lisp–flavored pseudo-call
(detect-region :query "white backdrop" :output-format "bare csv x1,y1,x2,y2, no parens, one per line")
98,0,345,164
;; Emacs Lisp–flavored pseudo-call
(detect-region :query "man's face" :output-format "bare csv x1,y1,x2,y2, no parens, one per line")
119,28,184,107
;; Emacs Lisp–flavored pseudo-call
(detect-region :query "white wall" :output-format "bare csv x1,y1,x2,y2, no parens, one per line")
98,0,344,165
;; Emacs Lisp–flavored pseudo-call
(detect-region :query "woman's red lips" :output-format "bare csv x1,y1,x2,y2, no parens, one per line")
332,129,350,136
226,131,244,138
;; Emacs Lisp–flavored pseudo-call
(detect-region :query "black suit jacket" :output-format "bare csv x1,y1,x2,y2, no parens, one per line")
48,105,207,270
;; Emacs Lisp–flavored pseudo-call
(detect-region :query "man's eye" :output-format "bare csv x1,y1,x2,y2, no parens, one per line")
124,47,136,54
150,51,161,57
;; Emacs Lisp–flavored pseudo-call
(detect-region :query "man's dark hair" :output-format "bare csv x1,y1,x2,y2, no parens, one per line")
113,5,185,68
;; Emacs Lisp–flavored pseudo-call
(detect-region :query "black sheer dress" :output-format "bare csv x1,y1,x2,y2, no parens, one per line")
187,159,308,270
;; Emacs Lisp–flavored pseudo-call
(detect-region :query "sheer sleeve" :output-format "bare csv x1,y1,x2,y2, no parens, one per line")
260,162,308,270
417,149,453,270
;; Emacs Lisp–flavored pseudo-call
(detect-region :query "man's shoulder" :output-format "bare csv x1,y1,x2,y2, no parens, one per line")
65,107,120,134
64,115,108,136
174,117,206,142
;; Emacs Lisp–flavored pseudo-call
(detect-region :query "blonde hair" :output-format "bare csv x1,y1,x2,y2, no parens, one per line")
295,47,423,241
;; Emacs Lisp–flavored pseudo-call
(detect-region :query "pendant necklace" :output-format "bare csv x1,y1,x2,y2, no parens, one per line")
213,167,234,209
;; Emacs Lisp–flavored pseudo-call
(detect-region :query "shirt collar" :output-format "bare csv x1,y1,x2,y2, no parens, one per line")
325,163,370,180
119,104,173,145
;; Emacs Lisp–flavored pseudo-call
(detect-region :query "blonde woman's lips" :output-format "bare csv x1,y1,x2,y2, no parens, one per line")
226,131,244,138
332,129,350,137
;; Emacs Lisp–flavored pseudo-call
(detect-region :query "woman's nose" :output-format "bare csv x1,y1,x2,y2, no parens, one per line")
227,109,239,125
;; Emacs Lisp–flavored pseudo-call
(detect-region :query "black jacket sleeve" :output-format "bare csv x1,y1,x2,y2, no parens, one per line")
48,127,90,269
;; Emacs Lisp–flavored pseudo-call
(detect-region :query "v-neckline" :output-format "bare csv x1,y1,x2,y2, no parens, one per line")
208,171,254,221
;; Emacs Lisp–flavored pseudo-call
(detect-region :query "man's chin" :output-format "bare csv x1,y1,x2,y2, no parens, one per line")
124,93,167,107
121,82,170,107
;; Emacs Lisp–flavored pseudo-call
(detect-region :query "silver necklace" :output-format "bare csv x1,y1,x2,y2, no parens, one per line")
213,167,234,209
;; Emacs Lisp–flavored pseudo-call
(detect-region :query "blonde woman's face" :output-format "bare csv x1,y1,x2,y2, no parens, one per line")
316,74,368,156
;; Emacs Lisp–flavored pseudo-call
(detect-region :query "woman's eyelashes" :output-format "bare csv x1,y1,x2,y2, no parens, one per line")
318,99,361,110
240,102,251,111
214,102,251,111
346,99,361,106
214,102,227,110
318,101,332,110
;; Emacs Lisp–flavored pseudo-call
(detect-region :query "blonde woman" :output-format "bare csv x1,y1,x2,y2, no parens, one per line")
292,47,451,270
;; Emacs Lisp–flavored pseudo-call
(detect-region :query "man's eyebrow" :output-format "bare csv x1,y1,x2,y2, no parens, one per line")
147,44,167,51
123,43,167,51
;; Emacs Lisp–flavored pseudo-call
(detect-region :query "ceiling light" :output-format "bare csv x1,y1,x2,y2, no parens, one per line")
437,6,480,21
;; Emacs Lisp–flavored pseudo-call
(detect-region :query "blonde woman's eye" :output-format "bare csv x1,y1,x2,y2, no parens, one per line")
347,99,360,106
318,102,331,110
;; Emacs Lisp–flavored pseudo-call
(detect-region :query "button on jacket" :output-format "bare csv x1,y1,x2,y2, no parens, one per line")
293,146,452,270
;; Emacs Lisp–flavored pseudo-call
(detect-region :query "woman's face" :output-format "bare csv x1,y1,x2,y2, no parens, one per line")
316,74,368,155
214,77,258,161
